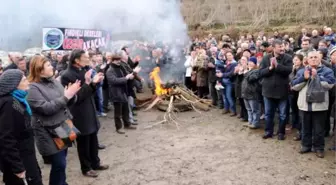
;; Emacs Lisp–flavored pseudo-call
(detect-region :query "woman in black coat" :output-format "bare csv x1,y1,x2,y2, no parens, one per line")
0,69,43,185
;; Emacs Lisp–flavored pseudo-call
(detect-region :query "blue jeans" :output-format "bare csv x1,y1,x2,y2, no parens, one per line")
244,99,260,127
263,97,287,135
50,149,68,185
128,96,135,123
96,87,104,114
222,84,236,113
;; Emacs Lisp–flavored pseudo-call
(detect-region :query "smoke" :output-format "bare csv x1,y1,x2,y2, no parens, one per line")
0,0,189,51
0,0,189,81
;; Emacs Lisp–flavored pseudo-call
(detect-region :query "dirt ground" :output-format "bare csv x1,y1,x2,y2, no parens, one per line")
33,99,335,185
2,94,335,185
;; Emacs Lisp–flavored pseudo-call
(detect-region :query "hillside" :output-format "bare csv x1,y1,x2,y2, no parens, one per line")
181,0,336,37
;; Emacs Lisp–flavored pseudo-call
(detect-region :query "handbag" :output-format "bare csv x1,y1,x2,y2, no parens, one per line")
31,82,80,150
46,119,80,150
306,76,325,103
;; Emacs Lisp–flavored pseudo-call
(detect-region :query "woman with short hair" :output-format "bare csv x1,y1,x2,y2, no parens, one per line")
27,56,81,185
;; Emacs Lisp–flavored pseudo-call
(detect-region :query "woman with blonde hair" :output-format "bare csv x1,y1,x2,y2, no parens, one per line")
27,56,81,185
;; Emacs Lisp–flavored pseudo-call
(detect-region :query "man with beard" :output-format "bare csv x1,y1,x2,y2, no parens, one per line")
106,52,137,134
61,49,109,178
296,38,315,57
259,39,293,140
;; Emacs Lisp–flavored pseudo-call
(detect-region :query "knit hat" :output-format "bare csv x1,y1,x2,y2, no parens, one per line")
248,57,257,65
330,46,336,56
0,69,24,96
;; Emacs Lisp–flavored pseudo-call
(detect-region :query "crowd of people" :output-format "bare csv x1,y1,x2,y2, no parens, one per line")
184,26,336,157
0,26,335,185
0,47,149,184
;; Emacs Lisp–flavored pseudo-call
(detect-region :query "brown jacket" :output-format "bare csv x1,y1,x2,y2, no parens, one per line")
193,54,208,87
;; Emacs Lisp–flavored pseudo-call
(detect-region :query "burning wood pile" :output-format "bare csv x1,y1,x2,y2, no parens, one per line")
140,67,211,128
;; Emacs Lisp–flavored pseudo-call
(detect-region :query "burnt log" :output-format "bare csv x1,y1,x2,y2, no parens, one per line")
156,100,192,112
174,86,210,111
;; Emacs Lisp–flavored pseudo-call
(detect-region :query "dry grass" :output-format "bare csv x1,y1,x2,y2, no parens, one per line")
182,0,336,38
182,0,336,27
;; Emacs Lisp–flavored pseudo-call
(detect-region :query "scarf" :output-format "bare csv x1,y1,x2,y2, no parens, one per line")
11,89,32,116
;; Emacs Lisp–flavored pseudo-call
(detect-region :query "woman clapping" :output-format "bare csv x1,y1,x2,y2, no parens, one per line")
27,56,81,185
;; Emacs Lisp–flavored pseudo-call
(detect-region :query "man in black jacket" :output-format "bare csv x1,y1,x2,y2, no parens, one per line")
122,46,143,93
106,52,137,134
259,39,293,140
61,49,108,178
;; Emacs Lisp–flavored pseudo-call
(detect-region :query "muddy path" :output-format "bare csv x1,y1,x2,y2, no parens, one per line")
33,106,336,185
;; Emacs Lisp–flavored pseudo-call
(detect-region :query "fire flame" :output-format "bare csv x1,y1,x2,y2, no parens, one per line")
150,67,171,96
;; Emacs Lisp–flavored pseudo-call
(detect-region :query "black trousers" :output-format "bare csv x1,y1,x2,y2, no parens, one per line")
209,81,218,106
197,86,208,99
325,95,335,135
76,132,100,173
301,111,327,151
185,77,192,90
102,88,110,109
238,98,248,120
113,102,131,130
185,77,197,93
3,156,43,185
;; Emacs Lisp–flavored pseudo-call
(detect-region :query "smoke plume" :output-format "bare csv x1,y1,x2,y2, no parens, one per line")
0,0,189,81
0,0,189,51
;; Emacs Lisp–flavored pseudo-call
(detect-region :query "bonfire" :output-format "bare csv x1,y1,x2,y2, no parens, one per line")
140,67,211,129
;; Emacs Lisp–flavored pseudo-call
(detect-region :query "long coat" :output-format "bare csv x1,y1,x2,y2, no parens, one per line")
106,63,129,103
27,78,73,156
235,73,244,98
193,55,208,87
60,65,100,135
0,96,42,184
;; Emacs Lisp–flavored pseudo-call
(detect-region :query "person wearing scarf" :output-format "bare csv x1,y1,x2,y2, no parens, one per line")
0,69,43,185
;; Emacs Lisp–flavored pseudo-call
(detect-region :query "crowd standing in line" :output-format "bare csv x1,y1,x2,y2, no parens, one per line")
0,26,335,185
